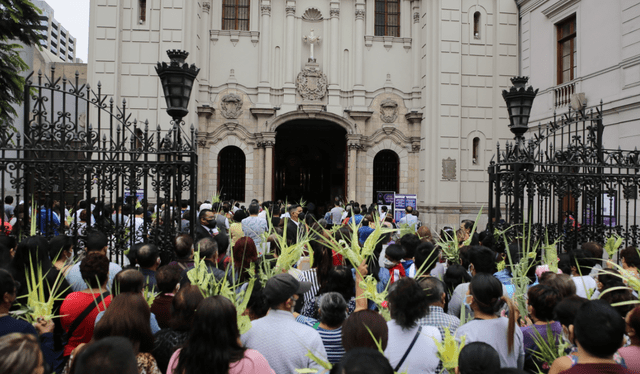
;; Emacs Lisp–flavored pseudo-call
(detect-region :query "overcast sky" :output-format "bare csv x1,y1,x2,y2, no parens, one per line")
44,0,90,62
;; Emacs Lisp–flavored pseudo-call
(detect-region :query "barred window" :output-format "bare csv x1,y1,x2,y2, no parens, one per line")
218,146,246,201
222,0,250,31
373,150,399,200
139,0,147,23
375,0,400,37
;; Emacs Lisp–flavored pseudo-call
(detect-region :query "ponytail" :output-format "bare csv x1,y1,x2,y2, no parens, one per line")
502,295,516,354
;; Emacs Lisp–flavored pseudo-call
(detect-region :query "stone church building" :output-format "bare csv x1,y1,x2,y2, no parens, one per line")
89,0,519,228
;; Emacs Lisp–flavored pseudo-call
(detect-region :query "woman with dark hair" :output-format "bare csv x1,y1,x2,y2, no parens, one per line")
448,246,506,319
60,252,112,358
298,239,333,316
455,273,524,369
342,310,389,352
301,265,356,319
384,277,440,373
231,237,258,284
93,292,160,373
456,342,501,374
443,264,472,297
152,285,205,374
294,292,348,364
620,246,640,277
521,285,562,372
10,236,56,296
49,234,74,276
596,269,636,317
330,348,394,374
167,296,274,374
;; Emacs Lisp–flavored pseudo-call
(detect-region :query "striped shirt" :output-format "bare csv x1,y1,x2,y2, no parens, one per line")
296,315,345,364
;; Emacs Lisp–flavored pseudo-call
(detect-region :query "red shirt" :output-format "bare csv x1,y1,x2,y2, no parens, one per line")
560,364,634,374
60,292,112,356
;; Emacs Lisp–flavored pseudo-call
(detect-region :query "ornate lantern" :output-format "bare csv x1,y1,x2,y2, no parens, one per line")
155,50,200,122
502,76,538,139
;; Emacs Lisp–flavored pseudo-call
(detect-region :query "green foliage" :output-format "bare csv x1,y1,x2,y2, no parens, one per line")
528,324,570,374
433,327,466,372
0,0,44,127
13,255,69,322
604,234,624,259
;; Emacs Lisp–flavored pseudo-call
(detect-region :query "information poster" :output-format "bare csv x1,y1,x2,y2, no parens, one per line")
377,191,395,219
393,193,417,222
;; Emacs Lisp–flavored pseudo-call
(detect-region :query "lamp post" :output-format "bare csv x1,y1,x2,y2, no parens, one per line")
155,50,200,123
502,76,538,141
500,76,538,227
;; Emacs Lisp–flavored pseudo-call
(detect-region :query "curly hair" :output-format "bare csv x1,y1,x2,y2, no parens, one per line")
388,277,429,329
80,252,110,289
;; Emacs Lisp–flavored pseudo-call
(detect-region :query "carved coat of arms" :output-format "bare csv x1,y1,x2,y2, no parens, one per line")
296,66,327,101
220,93,243,119
380,98,398,123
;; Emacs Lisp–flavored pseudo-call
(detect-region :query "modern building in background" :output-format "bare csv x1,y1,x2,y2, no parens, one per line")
89,0,520,229
518,0,640,150
33,0,79,63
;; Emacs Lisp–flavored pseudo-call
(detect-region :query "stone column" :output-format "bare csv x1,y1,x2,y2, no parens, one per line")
283,1,296,108
327,2,341,112
353,4,366,108
199,2,211,103
347,135,362,202
285,2,296,84
257,1,272,106
411,4,421,109
263,141,274,201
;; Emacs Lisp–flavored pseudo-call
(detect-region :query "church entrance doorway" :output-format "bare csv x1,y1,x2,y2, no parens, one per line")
274,120,347,207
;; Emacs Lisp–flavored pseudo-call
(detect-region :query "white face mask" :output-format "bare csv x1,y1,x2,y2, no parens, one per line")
383,258,397,269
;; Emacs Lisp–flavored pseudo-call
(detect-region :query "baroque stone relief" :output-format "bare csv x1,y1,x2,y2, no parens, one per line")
296,65,327,101
302,8,323,21
380,98,399,123
220,93,243,119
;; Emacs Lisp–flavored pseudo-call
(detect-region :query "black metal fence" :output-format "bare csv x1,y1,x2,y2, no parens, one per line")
0,67,198,260
488,102,639,252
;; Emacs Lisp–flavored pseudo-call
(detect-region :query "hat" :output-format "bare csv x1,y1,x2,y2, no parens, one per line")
263,273,312,305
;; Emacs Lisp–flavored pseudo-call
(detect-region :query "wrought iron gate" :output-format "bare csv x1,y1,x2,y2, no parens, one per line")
488,103,639,252
0,67,198,259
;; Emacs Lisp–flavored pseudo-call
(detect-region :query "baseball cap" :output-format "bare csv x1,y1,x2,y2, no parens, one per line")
263,273,312,305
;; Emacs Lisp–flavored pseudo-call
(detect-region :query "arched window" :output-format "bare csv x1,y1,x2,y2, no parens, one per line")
218,146,245,201
373,150,399,200
472,137,480,164
473,11,481,39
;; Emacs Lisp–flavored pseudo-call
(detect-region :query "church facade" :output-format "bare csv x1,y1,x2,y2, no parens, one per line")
89,0,519,228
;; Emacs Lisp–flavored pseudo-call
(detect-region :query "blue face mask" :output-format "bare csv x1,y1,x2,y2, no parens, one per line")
463,295,473,310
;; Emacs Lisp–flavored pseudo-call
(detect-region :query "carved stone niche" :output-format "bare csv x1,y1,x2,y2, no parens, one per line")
220,93,243,119
380,98,399,123
302,8,323,21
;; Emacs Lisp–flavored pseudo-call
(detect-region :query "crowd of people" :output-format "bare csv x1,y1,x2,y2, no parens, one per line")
0,196,639,374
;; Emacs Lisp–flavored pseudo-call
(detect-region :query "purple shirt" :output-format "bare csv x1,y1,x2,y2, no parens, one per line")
521,321,563,358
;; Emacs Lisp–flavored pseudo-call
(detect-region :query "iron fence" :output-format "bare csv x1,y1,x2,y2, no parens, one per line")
0,67,198,261
488,102,639,252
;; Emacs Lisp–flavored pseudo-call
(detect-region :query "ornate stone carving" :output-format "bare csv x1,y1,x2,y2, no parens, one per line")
261,5,271,15
220,93,244,119
303,29,321,62
380,98,399,123
296,65,328,101
202,2,211,13
413,12,420,23
355,9,365,20
412,143,421,152
286,5,296,15
198,139,208,148
348,143,364,151
263,140,275,147
330,8,340,18
442,158,456,180
302,8,323,21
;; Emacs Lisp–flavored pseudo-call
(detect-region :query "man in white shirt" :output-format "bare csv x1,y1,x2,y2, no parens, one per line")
398,206,420,231
242,273,327,373
330,200,344,227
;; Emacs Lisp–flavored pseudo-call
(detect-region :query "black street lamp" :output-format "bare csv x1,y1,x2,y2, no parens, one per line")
502,76,538,140
155,50,200,123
